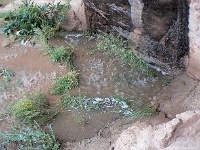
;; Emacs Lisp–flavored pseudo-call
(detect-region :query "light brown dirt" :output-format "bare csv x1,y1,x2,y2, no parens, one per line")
63,74,200,150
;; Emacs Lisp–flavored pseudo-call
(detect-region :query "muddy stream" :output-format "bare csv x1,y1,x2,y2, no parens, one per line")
0,33,170,144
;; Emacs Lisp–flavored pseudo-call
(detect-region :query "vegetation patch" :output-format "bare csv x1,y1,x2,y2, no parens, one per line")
0,0,74,68
127,104,157,117
0,68,14,82
0,68,15,92
0,0,69,40
34,26,74,68
0,122,60,150
61,93,156,117
10,93,59,124
52,71,79,95
48,45,73,65
96,33,155,76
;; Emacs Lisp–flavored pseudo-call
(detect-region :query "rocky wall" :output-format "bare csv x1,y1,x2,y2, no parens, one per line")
83,0,189,75
186,0,200,79
83,0,132,37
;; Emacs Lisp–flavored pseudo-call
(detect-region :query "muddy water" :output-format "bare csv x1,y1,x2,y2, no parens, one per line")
64,35,168,101
0,34,169,144
50,34,170,142
0,37,68,101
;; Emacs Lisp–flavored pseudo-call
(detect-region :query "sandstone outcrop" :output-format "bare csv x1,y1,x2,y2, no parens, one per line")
187,0,200,79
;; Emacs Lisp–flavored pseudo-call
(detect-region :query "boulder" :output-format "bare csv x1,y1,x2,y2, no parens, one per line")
186,0,200,79
61,0,87,31
114,110,200,150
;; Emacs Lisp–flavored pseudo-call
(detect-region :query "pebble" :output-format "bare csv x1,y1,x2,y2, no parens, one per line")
1,38,11,47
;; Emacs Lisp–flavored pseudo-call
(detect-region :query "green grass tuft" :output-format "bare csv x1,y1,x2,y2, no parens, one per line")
61,93,157,117
52,71,79,95
128,105,157,117
0,0,69,40
96,33,155,76
0,122,60,150
0,68,14,82
34,28,74,68
10,93,59,124
48,45,74,65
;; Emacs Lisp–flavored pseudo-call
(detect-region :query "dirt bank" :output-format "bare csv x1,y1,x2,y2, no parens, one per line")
63,74,200,150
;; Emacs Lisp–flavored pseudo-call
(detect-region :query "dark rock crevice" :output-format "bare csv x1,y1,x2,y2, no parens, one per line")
157,0,189,69
83,0,132,35
83,0,189,75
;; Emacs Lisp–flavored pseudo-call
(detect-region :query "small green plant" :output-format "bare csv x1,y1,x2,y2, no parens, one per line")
0,122,60,150
10,93,59,123
52,71,79,95
34,28,74,67
128,105,157,117
0,68,14,82
163,79,171,86
96,33,155,76
0,0,69,40
0,83,8,92
49,45,74,65
0,0,73,67
61,93,157,117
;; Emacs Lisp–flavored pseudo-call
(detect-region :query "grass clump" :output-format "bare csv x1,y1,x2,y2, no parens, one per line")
0,0,69,40
10,93,59,124
52,71,79,95
0,68,15,92
61,93,156,117
0,68,14,82
34,28,74,68
127,105,157,117
96,33,155,76
0,122,60,150
48,45,73,65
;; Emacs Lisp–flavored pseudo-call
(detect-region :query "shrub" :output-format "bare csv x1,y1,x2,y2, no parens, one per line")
10,93,58,123
48,45,74,65
0,122,60,150
52,71,79,95
1,0,69,40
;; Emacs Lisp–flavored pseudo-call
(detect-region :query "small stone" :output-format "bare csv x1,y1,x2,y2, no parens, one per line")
193,3,200,11
134,28,142,35
1,38,11,47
